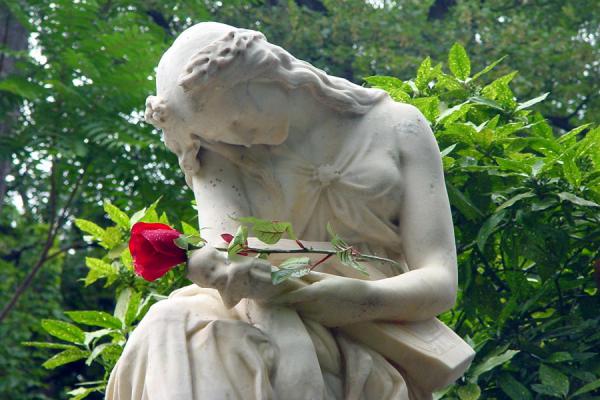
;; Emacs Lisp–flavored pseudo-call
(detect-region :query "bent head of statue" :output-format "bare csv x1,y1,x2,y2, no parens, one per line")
144,22,387,180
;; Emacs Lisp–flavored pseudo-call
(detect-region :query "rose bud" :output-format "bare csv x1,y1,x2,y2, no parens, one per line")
129,222,187,281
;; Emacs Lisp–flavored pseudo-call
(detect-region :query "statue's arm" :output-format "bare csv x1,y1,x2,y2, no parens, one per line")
276,105,457,326
369,104,458,320
190,148,251,243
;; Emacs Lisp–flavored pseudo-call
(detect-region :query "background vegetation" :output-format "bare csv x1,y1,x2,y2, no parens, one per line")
0,0,598,399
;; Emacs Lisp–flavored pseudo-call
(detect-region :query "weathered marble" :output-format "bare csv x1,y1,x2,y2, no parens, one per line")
107,22,474,400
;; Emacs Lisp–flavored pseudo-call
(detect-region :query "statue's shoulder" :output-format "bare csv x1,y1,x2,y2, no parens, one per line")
369,100,439,162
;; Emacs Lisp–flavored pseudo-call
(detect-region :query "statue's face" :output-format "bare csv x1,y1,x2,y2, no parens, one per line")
188,80,290,147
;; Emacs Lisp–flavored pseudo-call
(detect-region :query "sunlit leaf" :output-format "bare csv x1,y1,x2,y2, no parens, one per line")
448,43,471,80
41,320,85,344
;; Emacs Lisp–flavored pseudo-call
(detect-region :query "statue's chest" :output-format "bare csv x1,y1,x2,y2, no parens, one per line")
244,130,403,238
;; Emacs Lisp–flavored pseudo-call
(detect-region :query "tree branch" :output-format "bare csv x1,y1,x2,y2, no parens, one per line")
0,165,87,323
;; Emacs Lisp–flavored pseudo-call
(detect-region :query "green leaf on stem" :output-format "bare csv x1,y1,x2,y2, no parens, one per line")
469,349,519,380
515,92,549,111
41,319,85,344
22,341,78,350
103,201,130,230
538,364,569,398
471,56,506,81
557,192,599,207
83,257,118,287
228,225,248,258
236,216,297,244
272,257,311,284
448,43,471,80
65,311,122,329
74,219,107,243
497,373,533,400
42,348,88,370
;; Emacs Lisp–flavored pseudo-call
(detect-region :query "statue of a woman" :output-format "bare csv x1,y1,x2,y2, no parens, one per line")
107,22,472,400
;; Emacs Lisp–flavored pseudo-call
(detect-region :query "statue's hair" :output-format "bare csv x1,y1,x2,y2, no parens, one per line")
176,28,386,115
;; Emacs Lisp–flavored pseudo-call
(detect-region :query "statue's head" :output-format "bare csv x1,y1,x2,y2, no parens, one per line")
144,22,385,184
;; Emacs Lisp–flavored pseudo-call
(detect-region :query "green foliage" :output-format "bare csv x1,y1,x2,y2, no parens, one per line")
369,44,599,399
1,0,598,398
25,201,190,398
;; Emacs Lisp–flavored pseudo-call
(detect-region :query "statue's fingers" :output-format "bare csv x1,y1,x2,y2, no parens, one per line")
220,290,241,309
249,265,272,283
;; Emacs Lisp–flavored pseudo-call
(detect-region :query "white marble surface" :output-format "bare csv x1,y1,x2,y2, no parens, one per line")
108,22,474,400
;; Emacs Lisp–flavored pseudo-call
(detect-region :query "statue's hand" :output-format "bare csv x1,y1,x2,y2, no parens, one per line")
273,275,380,327
187,245,282,308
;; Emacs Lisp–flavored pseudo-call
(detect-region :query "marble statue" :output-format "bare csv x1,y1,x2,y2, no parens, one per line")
107,22,475,400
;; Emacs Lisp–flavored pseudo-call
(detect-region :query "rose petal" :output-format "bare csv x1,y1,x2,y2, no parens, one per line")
129,222,187,281
221,233,234,243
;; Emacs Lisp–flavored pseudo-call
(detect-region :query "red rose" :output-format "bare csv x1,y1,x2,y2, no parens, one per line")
129,222,187,281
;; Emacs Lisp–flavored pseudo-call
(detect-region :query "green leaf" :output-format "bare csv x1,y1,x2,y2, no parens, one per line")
363,75,405,90
159,212,170,225
539,364,569,398
272,262,311,284
497,373,533,400
496,192,535,211
228,225,248,257
440,144,457,158
129,207,147,226
279,256,311,269
364,75,412,101
114,287,132,323
42,348,88,370
84,257,118,287
100,344,124,365
103,201,130,230
448,43,471,80
477,211,506,251
546,352,573,363
436,102,471,125
84,329,113,346
67,386,99,400
85,343,110,366
468,96,505,111
557,123,591,145
469,349,519,380
253,220,295,244
415,56,432,91
571,379,600,398
130,197,162,227
457,383,480,400
562,156,581,186
125,290,143,326
0,76,44,99
41,319,85,344
446,183,484,221
411,96,440,122
74,219,106,242
22,341,78,350
181,221,199,235
515,92,549,111
531,384,562,398
65,311,122,329
557,192,599,207
173,236,189,250
107,242,128,259
471,56,506,81
236,216,297,243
